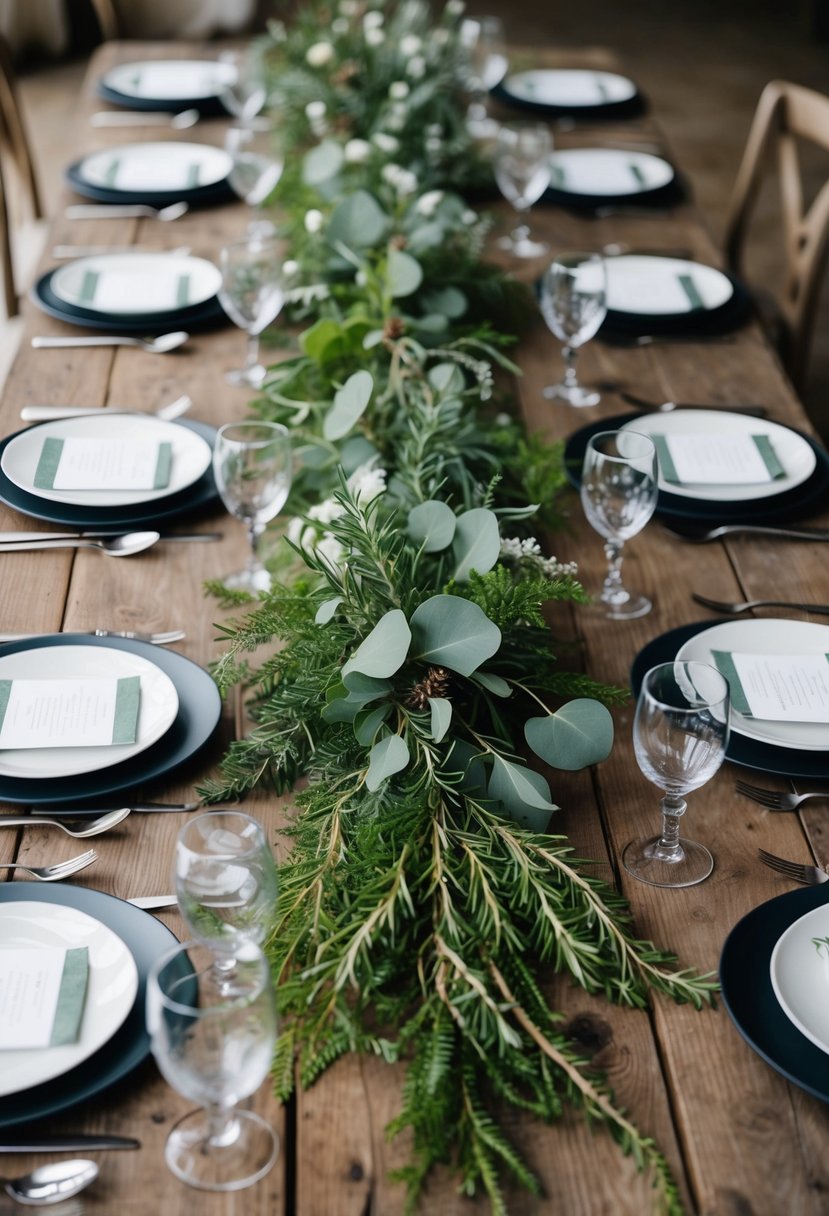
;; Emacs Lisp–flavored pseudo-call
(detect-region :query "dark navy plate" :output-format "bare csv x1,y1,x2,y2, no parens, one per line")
32,269,229,335
65,159,235,208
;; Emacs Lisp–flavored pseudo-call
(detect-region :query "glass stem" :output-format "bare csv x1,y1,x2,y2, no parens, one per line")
562,345,579,388
244,331,260,373
657,793,687,856
601,538,628,605
205,1102,240,1150
245,519,264,571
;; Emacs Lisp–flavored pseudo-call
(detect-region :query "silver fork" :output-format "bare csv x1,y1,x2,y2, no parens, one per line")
758,848,829,885
0,629,184,645
736,780,829,811
0,849,97,881
692,593,829,617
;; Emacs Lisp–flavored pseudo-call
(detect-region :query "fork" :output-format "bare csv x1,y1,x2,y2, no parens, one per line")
758,848,829,885
736,780,829,811
621,391,768,417
0,849,97,881
692,593,829,617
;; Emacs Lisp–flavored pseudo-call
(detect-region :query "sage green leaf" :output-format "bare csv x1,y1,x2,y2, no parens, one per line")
321,697,361,724
354,703,391,745
302,140,344,185
428,697,452,743
315,597,343,625
452,508,501,582
488,755,556,832
428,362,465,395
366,733,410,791
301,317,343,362
409,595,501,677
363,329,384,349
413,314,448,335
323,369,374,441
420,287,467,319
407,500,457,552
524,700,614,771
472,670,512,698
343,608,411,679
340,435,379,475
442,739,487,799
343,670,393,703
406,221,444,254
327,189,388,248
386,248,423,298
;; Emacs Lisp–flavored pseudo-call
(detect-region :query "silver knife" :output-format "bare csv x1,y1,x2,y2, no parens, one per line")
666,524,829,543
0,1136,140,1152
32,803,202,815
128,895,177,909
0,532,221,543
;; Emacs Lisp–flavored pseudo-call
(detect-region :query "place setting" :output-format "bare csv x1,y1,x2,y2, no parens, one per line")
493,65,646,120
96,48,267,123
543,146,686,213
65,139,235,210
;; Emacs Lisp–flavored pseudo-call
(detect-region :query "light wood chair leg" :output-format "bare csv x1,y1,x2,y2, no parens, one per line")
0,34,42,220
88,0,120,40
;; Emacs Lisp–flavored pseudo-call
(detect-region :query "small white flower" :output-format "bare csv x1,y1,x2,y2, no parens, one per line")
305,100,327,121
363,9,384,28
304,208,324,234
282,259,300,278
348,461,388,503
386,112,405,131
344,138,372,163
306,41,334,67
308,498,345,525
462,209,478,225
399,33,422,56
372,131,399,154
389,80,409,100
406,55,426,79
365,26,385,45
331,16,349,34
286,516,306,545
416,189,444,217
426,123,443,138
494,412,511,427
355,269,368,286
425,136,442,156
316,534,345,568
382,163,417,195
432,27,450,46
446,0,465,15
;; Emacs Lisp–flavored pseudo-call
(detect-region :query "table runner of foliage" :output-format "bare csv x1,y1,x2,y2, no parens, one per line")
202,4,715,1211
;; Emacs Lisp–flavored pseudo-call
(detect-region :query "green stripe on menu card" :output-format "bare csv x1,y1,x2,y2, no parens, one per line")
154,442,173,488
550,163,566,187
649,434,676,482
175,275,191,308
594,74,610,101
50,948,90,1046
103,158,120,187
753,434,785,478
79,269,100,305
678,272,704,311
709,650,752,714
629,162,647,189
112,675,141,745
186,162,201,189
33,436,64,489
0,679,11,734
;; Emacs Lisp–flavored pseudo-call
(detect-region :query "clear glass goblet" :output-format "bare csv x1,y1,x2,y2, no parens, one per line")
146,939,278,1191
493,124,552,258
218,237,285,388
540,252,607,405
580,429,658,619
460,15,508,137
226,121,284,240
218,49,267,124
212,423,292,593
623,661,730,888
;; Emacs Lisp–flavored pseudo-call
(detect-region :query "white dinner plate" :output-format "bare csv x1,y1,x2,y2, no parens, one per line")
0,643,179,778
770,903,829,1057
549,148,674,196
675,619,829,751
1,414,212,508
0,901,138,1097
73,142,232,195
606,255,734,315
101,58,237,102
502,68,637,107
50,252,221,318
619,410,816,501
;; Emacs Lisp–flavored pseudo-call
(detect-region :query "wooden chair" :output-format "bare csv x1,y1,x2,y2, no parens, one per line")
724,79,829,391
0,32,44,317
88,0,120,40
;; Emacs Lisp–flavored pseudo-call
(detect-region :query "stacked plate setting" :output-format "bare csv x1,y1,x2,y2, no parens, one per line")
97,57,238,115
66,140,235,210
598,255,751,341
544,147,684,212
33,250,227,333
494,67,645,119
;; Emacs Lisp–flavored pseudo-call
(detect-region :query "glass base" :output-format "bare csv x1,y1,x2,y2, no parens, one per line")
497,232,549,259
598,591,652,620
220,563,272,594
165,1108,278,1192
542,381,600,407
225,364,267,388
622,836,713,888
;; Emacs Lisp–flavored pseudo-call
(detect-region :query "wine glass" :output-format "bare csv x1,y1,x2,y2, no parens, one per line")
623,661,730,888
212,424,292,592
580,430,658,619
493,124,552,258
540,252,607,405
459,16,508,137
218,49,267,124
146,939,278,1191
218,236,284,388
226,121,283,240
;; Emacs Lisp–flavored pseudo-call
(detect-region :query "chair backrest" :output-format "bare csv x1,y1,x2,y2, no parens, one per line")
0,32,41,225
88,0,120,40
724,80,829,390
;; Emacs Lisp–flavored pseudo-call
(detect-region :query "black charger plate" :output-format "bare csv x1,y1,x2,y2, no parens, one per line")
65,158,235,209
97,80,229,116
492,78,646,120
0,418,218,529
543,168,687,213
0,635,221,805
32,268,229,335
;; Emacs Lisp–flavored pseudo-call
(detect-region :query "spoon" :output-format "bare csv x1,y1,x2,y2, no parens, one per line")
65,202,189,221
0,531,160,556
3,1158,98,1205
51,244,191,259
0,809,131,837
90,108,199,129
21,393,192,422
31,332,189,354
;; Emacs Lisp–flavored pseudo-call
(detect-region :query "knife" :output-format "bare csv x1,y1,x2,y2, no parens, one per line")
0,532,221,543
0,1136,140,1152
127,895,177,909
31,803,202,815
664,524,829,542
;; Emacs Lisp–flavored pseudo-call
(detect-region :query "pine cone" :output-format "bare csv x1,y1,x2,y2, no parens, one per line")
383,315,406,340
406,666,451,709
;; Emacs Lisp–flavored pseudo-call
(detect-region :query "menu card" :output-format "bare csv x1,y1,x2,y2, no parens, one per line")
652,433,784,485
0,675,140,749
0,946,89,1048
74,266,194,313
33,437,172,492
712,650,829,722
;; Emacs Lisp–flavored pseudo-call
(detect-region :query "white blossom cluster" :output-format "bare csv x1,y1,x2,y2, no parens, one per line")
499,537,578,579
286,462,389,568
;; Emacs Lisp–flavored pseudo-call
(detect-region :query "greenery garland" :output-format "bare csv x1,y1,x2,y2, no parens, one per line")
204,4,716,1211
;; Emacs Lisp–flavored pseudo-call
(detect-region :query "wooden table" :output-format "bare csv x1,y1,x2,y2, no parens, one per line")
2,40,829,1216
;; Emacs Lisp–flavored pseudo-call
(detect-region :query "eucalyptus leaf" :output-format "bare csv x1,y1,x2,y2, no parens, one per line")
420,287,467,319
327,189,388,248
343,608,411,679
428,697,452,743
472,671,512,698
405,221,445,254
339,435,379,475
366,733,410,791
301,317,343,362
315,597,343,625
524,700,614,771
407,500,457,552
488,755,556,832
323,369,374,441
452,508,501,582
428,362,465,395
412,314,448,335
387,248,423,298
363,329,384,349
409,595,501,677
354,703,392,746
343,671,394,703
442,739,487,800
321,697,361,724
302,140,344,185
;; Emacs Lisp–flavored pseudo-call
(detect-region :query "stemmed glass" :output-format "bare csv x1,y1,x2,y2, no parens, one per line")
218,236,284,388
218,49,267,124
225,121,283,240
580,430,658,619
540,253,607,405
623,661,730,887
493,124,552,258
460,16,508,137
212,424,292,592
146,939,278,1191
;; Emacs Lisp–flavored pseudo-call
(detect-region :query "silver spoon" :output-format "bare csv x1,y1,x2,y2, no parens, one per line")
90,108,199,129
21,393,192,422
0,809,131,837
65,201,189,221
31,332,189,354
51,244,191,259
3,1158,98,1205
0,531,160,556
